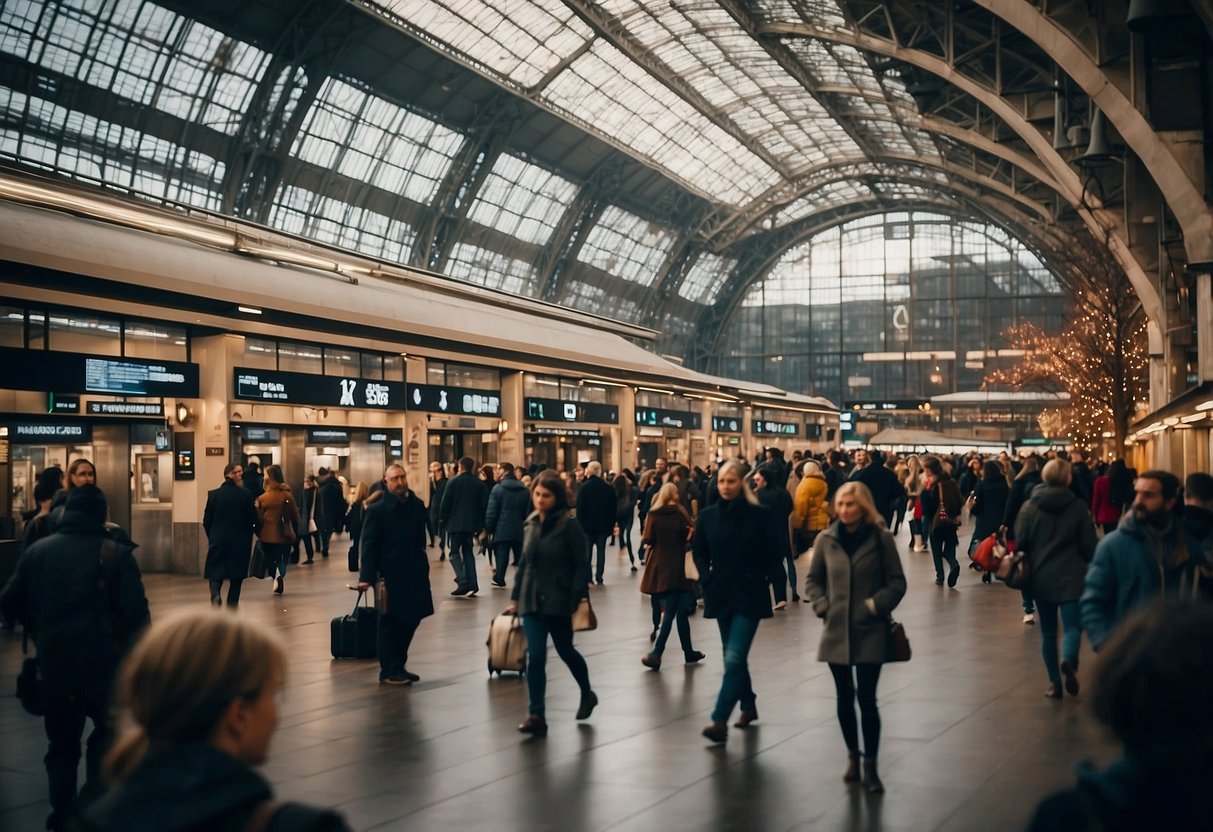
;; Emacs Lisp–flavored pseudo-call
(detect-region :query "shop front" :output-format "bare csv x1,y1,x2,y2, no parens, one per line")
408,382,502,468
634,404,702,470
710,413,744,464
2,345,199,570
523,395,619,472
752,410,804,458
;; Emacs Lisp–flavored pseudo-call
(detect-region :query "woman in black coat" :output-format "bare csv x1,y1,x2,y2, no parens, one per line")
505,473,596,737
1003,456,1043,622
428,462,448,559
967,461,1011,583
692,459,780,745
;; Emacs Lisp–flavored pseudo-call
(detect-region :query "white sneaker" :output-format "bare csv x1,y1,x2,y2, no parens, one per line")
773,600,788,611
1023,613,1035,625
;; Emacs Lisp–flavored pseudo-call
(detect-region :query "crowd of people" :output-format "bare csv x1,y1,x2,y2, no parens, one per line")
4,444,1213,830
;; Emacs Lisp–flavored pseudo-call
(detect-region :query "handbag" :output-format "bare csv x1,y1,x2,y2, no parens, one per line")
936,483,960,526
15,633,45,716
277,497,298,544
249,540,271,579
684,549,700,582
995,549,1031,589
877,534,912,663
571,596,597,632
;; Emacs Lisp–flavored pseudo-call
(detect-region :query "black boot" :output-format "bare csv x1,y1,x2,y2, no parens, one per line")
863,758,884,793
844,751,862,783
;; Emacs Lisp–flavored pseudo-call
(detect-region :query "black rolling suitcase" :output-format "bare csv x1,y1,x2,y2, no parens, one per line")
331,589,378,659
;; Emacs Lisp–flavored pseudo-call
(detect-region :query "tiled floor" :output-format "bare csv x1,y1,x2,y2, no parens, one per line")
1,525,1119,831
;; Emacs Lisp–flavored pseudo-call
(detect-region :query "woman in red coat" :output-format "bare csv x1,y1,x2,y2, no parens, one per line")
640,483,704,670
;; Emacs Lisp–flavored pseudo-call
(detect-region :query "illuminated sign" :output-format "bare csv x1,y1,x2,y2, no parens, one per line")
753,420,799,436
234,368,403,410
242,426,281,443
635,408,701,430
1,347,199,397
47,394,79,414
524,397,618,424
87,402,165,417
407,383,500,416
11,423,91,443
846,399,929,412
711,416,742,433
306,428,350,446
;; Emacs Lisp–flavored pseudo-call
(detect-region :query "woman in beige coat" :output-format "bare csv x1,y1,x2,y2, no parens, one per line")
806,481,907,794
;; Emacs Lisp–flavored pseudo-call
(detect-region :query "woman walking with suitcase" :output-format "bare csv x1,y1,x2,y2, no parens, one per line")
505,473,597,736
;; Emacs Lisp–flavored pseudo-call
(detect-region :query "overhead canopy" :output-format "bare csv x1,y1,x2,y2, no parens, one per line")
867,428,1007,451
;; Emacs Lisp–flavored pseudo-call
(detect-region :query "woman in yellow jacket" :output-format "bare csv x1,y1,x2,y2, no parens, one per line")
792,460,830,556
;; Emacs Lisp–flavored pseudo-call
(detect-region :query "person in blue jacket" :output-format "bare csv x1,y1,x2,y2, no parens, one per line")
1080,469,1205,651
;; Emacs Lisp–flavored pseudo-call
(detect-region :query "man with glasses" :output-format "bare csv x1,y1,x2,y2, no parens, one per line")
203,462,258,607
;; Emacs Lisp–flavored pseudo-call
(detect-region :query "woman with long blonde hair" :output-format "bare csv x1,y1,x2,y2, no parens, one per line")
692,459,780,744
82,611,349,831
639,483,704,670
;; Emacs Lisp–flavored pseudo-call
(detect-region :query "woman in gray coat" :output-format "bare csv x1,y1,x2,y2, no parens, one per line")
1014,458,1097,700
806,481,907,794
505,473,597,737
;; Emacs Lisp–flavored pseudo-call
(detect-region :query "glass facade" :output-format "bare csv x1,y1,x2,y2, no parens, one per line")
712,212,1067,414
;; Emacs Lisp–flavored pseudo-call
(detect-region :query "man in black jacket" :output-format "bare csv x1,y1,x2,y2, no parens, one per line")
242,460,264,502
317,467,346,553
575,461,617,585
1,485,150,832
852,449,902,526
439,456,489,596
203,463,258,607
358,464,433,685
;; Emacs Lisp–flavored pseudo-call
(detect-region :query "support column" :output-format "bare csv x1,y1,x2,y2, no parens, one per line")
619,388,637,472
498,371,524,468
1197,274,1213,383
405,357,429,505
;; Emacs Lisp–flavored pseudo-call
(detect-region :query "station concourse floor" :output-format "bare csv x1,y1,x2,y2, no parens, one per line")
1,523,1119,832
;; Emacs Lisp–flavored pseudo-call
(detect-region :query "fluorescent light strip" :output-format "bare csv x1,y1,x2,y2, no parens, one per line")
237,306,262,315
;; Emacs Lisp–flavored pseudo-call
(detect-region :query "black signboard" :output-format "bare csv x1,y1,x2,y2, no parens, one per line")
531,427,601,438
47,394,79,414
11,422,91,443
754,420,799,436
711,416,742,433
408,383,500,416
635,407,701,430
174,432,195,481
306,428,350,446
524,397,619,424
234,368,404,410
1,346,199,397
846,399,929,412
368,431,390,443
242,426,281,443
87,401,165,417
805,424,823,439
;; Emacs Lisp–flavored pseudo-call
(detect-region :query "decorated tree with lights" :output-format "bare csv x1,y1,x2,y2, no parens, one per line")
985,229,1148,452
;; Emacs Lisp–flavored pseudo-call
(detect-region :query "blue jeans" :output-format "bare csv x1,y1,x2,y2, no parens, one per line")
448,532,478,590
586,533,609,583
711,613,760,723
494,540,521,585
1021,589,1035,614
1036,600,1081,683
521,613,591,718
617,511,635,560
651,589,695,658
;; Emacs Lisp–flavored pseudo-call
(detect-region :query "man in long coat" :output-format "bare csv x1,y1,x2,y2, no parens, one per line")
203,462,258,607
359,464,433,685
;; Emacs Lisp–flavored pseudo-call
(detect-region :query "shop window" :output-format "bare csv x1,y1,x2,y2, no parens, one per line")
28,311,45,350
242,337,277,370
383,355,404,381
361,353,383,379
524,374,561,397
429,361,498,389
48,312,120,355
124,321,187,362
0,305,24,348
278,340,322,374
323,347,359,377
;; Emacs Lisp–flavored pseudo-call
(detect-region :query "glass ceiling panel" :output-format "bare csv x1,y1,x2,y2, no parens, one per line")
464,153,577,246
269,185,415,265
444,242,539,296
577,205,677,287
678,252,734,305
1,0,270,137
374,0,592,90
292,78,464,206
543,40,782,206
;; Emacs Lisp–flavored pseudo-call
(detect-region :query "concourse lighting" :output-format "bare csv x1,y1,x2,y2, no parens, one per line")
1196,400,1213,411
637,386,677,396
237,306,262,315
1180,413,1208,424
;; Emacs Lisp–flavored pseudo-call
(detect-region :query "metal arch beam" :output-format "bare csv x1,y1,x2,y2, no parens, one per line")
688,188,1051,366
973,0,1213,264
703,150,1054,248
756,19,1164,326
684,194,1036,370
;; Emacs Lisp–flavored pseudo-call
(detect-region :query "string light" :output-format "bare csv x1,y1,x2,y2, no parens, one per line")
984,231,1148,453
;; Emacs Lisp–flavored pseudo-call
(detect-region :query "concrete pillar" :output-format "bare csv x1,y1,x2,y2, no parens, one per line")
499,371,524,467
1197,273,1213,383
619,387,637,471
405,357,429,504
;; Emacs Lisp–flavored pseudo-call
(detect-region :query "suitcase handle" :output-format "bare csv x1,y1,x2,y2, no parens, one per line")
352,589,369,616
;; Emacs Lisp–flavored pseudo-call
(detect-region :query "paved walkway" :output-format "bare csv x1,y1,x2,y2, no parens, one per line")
1,524,1118,831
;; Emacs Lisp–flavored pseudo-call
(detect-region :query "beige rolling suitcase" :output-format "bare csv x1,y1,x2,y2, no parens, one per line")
487,611,527,676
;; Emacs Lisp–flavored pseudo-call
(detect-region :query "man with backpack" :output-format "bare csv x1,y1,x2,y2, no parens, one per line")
1,485,150,831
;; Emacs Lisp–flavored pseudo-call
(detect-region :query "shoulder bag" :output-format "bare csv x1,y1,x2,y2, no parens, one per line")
572,596,597,631
877,532,912,663
278,496,298,544
16,630,45,716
